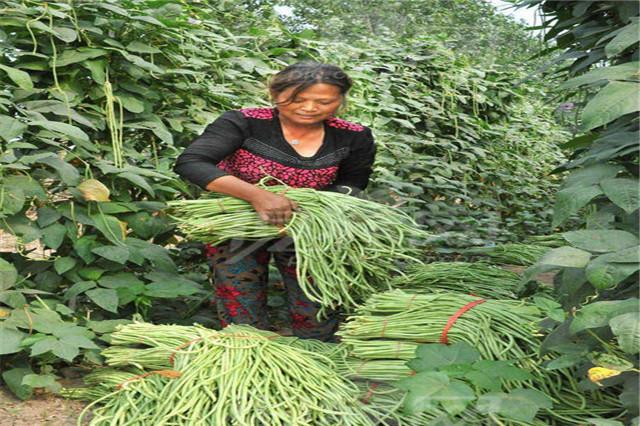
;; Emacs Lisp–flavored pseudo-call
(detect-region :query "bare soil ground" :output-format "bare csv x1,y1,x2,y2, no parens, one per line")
0,386,87,426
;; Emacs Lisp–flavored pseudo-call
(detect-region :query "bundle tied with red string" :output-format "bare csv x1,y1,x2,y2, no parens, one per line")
335,290,625,423
336,289,543,382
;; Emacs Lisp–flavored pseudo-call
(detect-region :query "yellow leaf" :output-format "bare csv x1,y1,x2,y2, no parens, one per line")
78,179,110,202
588,367,622,385
0,308,10,318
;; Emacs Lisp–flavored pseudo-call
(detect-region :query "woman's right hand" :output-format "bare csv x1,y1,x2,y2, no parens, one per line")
249,189,298,226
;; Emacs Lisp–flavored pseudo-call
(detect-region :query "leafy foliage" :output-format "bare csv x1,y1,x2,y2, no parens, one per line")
515,0,639,421
0,0,566,397
398,342,547,422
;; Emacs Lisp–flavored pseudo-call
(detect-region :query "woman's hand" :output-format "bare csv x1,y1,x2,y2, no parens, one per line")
249,189,298,226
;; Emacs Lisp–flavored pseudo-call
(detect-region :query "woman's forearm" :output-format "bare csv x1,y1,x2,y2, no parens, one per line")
205,175,266,203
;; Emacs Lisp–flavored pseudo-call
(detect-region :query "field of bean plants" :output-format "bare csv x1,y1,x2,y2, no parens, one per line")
0,0,637,424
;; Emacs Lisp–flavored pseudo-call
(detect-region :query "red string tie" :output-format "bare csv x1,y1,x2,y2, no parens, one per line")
439,299,486,344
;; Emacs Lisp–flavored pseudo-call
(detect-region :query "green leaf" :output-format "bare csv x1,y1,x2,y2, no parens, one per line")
605,20,640,57
63,281,96,301
99,273,144,304
609,313,639,354
36,206,62,227
81,59,106,84
3,175,47,199
585,255,639,290
408,342,480,372
0,326,25,354
124,118,173,144
571,298,639,334
0,258,18,290
91,245,129,264
0,368,33,401
439,380,475,416
121,52,164,73
42,223,67,250
30,120,94,150
78,267,105,281
538,246,592,268
396,371,448,414
2,368,34,400
581,82,640,131
73,236,99,264
553,186,603,227
126,41,161,54
476,389,552,423
591,353,634,371
600,178,640,214
0,186,24,215
563,230,639,253
22,373,57,389
127,238,175,271
606,246,640,263
0,290,26,308
125,211,171,239
144,271,201,298
544,353,585,370
89,212,125,245
563,164,624,188
561,62,640,89
0,64,33,90
85,288,119,313
118,172,155,196
54,48,108,67
29,21,77,43
30,336,79,362
533,297,565,322
10,308,64,334
36,156,80,185
0,115,27,142
54,256,77,275
115,93,145,113
98,272,144,289
466,360,532,390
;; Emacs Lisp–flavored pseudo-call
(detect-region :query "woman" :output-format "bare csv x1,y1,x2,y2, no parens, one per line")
174,61,376,341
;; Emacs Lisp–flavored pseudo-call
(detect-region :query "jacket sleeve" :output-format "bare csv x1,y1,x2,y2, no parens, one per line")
325,127,377,196
173,110,248,189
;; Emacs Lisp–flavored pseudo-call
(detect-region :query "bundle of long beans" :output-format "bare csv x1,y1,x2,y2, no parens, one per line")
462,243,550,266
338,290,625,424
524,234,566,248
391,261,521,298
74,323,374,426
168,182,430,311
338,290,541,381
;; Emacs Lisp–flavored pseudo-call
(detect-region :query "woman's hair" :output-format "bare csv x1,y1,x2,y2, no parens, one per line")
268,61,353,107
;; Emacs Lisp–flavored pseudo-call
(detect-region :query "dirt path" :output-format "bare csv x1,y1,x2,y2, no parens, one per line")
0,387,87,426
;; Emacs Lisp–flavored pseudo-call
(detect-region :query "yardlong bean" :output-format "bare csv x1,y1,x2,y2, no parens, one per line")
168,181,431,313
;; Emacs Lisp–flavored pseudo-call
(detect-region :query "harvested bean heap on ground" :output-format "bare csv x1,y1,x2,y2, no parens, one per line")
462,242,551,266
168,182,430,311
337,289,624,424
67,323,377,426
390,261,521,299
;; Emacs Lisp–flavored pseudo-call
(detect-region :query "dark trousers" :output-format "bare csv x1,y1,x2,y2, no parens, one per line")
207,238,340,341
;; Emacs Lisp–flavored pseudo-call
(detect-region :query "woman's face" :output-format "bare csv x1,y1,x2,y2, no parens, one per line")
273,83,343,126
